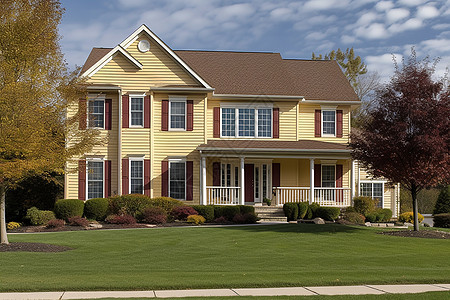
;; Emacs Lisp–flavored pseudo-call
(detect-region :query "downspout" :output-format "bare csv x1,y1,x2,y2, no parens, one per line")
118,88,122,195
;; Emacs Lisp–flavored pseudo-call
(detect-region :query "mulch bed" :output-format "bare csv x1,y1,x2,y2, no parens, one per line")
0,242,72,252
379,230,450,239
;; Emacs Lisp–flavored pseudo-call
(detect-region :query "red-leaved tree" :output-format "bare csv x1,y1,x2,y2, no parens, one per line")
350,51,449,231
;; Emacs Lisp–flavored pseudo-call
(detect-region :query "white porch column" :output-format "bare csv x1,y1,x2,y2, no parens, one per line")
309,158,314,204
201,156,207,205
351,160,356,200
240,157,245,205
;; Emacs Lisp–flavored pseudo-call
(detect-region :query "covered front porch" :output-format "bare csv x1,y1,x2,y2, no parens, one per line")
198,140,355,207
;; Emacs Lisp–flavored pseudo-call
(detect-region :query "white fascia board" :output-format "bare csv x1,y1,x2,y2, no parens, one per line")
81,46,142,78
302,99,361,105
197,147,350,153
119,24,212,89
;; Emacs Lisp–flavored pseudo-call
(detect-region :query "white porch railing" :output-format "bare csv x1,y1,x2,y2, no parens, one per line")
273,187,351,207
206,186,240,205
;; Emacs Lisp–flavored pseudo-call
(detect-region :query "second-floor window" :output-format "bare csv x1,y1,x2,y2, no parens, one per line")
322,110,336,136
170,100,186,130
130,96,144,127
88,100,104,129
221,107,272,138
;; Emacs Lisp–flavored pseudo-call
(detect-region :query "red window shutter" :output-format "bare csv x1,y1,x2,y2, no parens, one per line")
187,100,193,131
314,164,321,187
315,110,321,137
104,160,111,198
336,164,343,188
122,95,129,128
79,99,87,130
105,99,112,130
272,163,280,187
213,107,220,138
212,162,220,186
78,160,86,200
144,95,150,128
161,100,169,131
144,159,151,196
273,107,279,138
186,161,193,200
122,158,129,194
161,160,169,197
336,110,343,138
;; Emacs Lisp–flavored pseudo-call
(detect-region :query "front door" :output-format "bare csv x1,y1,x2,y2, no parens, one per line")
244,164,254,202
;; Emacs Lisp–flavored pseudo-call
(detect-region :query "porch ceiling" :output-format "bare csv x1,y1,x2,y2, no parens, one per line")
198,139,351,158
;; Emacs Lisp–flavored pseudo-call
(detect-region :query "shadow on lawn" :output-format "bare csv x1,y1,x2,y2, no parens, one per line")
220,223,366,234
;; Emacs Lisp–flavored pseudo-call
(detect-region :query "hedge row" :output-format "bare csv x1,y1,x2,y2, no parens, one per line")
283,202,340,221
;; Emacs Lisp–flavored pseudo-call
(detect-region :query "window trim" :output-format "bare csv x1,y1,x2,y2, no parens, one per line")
321,109,336,137
360,180,385,208
129,94,145,128
87,98,105,130
86,158,104,200
220,103,273,139
129,157,144,194
168,158,186,200
321,164,336,188
169,99,187,131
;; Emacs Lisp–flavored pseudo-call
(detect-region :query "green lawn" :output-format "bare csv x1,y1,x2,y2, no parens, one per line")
0,224,449,292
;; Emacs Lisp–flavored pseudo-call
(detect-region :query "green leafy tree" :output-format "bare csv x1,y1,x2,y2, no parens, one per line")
0,0,99,244
434,185,450,215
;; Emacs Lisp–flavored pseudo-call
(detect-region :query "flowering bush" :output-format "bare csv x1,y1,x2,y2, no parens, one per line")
105,214,136,225
68,216,89,227
7,222,21,230
140,207,167,224
171,206,198,221
187,214,206,225
398,212,424,224
46,219,65,228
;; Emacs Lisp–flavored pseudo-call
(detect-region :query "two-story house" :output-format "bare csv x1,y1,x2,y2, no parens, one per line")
65,25,400,216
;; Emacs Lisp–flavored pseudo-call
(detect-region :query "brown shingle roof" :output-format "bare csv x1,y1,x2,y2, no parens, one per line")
198,140,349,152
80,48,112,75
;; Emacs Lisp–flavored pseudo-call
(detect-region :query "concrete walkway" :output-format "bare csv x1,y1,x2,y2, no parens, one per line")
0,284,449,299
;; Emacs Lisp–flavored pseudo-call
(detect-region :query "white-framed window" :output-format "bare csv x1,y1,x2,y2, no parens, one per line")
88,99,105,129
87,159,104,199
129,158,144,194
322,110,336,136
360,181,384,208
130,96,144,127
220,104,273,138
321,165,336,187
169,159,186,200
169,99,186,130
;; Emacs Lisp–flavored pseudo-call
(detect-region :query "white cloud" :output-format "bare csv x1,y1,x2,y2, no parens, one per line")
303,0,350,11
305,31,327,41
397,0,428,6
270,7,294,20
416,5,440,19
117,0,148,8
388,18,423,33
420,38,450,55
375,1,394,11
433,23,450,30
215,3,255,22
386,8,410,23
355,23,389,39
366,53,403,82
356,11,379,26
341,35,357,44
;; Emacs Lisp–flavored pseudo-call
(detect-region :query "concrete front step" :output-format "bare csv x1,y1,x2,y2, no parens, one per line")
255,207,287,222
259,217,288,222
257,213,286,218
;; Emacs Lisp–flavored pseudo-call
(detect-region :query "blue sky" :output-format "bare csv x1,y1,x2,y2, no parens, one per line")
60,0,449,82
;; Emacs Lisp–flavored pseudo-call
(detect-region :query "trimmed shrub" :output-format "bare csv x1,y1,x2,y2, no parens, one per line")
141,207,167,224
54,199,84,221
433,213,450,228
343,212,365,224
345,206,356,213
353,196,376,216
190,205,214,222
214,216,229,223
237,205,255,215
108,194,151,218
398,212,424,224
365,212,378,223
105,214,136,225
68,216,89,227
214,206,240,221
297,202,309,219
232,213,259,224
7,222,21,230
148,197,184,214
84,198,109,221
377,208,392,222
283,203,298,221
316,207,340,221
171,206,198,221
304,206,313,219
25,207,56,226
46,219,65,228
433,185,450,215
187,214,206,225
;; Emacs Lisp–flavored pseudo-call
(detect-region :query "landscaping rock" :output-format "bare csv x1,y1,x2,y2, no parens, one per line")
365,222,371,227
89,223,103,229
404,222,414,227
288,221,298,224
313,217,325,224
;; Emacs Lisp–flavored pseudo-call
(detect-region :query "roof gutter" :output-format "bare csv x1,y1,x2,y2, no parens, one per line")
150,87,215,93
87,86,121,90
197,147,350,153
302,99,361,105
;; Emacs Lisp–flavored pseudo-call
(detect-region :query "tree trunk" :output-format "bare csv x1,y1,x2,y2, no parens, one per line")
0,184,9,244
411,184,419,232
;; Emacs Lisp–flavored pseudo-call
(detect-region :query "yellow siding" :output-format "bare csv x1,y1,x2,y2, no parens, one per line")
89,33,200,90
299,103,350,143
